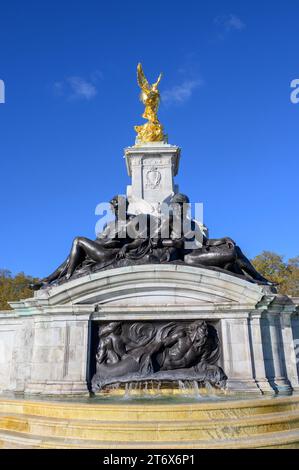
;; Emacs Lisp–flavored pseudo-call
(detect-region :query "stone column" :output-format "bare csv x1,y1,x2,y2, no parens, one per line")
248,312,274,393
261,312,292,393
279,312,299,391
220,315,260,393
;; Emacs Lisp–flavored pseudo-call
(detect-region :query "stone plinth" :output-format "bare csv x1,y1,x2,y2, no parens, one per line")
124,142,180,215
1,265,298,396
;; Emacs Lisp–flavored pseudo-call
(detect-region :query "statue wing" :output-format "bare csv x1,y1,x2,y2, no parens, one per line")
153,72,162,88
137,63,150,93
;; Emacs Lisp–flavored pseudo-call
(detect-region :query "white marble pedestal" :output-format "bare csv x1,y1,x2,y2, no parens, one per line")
125,142,180,215
1,265,299,396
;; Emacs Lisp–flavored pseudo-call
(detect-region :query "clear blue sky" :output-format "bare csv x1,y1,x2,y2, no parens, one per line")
0,0,298,278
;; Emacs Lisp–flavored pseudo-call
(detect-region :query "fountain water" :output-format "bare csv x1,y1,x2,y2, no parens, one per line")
98,379,224,402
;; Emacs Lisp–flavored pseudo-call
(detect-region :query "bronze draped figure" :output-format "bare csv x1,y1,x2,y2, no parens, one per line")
33,193,273,289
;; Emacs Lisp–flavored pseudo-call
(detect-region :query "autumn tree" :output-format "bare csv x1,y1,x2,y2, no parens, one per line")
251,251,299,296
0,270,38,310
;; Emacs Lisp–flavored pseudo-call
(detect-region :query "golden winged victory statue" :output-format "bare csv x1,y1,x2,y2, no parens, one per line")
134,63,165,143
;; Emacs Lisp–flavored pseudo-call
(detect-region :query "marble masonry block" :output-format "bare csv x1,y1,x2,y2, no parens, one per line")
124,142,180,215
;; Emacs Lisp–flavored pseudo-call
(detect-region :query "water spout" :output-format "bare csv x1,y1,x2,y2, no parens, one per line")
192,380,201,398
205,381,218,397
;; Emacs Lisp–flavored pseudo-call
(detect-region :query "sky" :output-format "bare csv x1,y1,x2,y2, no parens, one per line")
0,0,298,278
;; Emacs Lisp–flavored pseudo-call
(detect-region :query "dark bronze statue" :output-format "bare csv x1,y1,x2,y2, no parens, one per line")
95,322,127,365
91,320,227,391
32,192,273,288
184,240,272,283
165,193,273,285
31,195,134,289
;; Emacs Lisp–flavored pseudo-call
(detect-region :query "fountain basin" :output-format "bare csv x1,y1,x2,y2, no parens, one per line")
0,393,298,448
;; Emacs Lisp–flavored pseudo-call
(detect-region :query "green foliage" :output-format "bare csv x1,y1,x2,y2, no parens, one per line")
252,251,299,296
0,270,38,310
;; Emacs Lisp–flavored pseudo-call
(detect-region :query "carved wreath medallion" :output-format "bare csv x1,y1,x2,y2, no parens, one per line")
145,167,161,189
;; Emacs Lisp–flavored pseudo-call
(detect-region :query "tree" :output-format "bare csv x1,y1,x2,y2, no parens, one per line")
0,270,38,310
251,251,299,296
285,256,299,296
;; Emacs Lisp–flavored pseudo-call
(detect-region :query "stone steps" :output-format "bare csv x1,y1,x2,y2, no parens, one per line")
0,395,298,448
0,428,299,449
0,410,299,442
0,395,299,421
